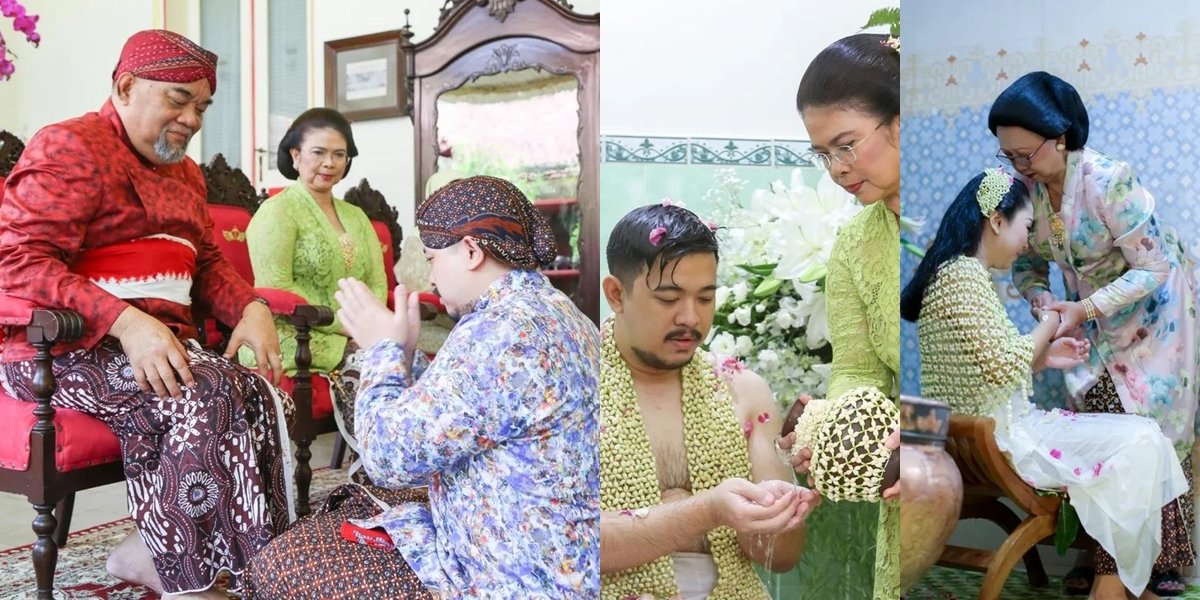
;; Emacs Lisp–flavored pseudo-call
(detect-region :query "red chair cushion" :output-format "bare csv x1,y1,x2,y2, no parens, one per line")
207,204,254,284
0,391,121,472
0,294,37,325
279,374,333,420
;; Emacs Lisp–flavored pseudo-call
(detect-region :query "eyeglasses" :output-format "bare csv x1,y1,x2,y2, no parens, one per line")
996,138,1050,168
806,124,885,171
304,148,349,165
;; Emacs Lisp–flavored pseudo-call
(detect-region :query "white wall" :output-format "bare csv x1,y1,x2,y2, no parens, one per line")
312,0,599,233
600,0,888,139
0,0,157,139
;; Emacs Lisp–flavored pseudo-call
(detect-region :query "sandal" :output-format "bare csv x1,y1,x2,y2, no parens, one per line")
1150,569,1187,597
1063,565,1094,596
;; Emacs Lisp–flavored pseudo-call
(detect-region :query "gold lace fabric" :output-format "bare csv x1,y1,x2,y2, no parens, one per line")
598,318,767,600
918,256,1034,416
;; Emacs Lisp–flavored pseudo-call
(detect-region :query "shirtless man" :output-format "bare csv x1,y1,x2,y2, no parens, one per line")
598,204,819,599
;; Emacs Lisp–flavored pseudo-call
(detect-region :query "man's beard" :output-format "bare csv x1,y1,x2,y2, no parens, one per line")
630,346,691,370
629,326,704,370
154,128,192,163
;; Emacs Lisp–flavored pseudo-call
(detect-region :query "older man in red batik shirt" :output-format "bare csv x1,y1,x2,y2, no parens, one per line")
0,30,293,600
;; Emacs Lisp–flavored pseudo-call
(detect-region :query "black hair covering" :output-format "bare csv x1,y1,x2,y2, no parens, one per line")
988,71,1089,150
796,33,899,121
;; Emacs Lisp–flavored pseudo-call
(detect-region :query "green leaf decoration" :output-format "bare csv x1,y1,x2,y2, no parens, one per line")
901,237,926,259
863,7,900,37
1054,500,1079,555
737,263,779,277
753,277,784,298
795,263,827,283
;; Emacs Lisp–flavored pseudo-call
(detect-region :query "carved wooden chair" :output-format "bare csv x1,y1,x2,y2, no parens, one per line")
0,131,125,599
937,414,1059,600
199,154,334,516
345,178,403,302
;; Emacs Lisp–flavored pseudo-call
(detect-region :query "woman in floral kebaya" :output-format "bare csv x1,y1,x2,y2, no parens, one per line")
991,71,1200,598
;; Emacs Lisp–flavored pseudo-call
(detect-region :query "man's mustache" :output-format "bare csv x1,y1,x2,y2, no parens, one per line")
665,328,702,342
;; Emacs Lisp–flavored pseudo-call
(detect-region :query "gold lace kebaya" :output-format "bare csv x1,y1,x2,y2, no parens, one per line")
918,256,1034,416
599,318,767,600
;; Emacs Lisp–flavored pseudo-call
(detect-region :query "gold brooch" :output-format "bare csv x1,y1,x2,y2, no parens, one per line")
1049,214,1066,248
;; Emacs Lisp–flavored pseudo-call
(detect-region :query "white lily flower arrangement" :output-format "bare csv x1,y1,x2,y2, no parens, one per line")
702,168,862,407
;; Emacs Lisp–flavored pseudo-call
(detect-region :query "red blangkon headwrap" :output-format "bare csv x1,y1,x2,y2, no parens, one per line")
112,29,218,93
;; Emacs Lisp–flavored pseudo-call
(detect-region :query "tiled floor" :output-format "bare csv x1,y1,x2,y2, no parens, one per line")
910,565,1200,599
0,433,339,550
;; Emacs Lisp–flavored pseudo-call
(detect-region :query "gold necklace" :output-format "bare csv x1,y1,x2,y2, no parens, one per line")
339,233,357,271
1049,212,1066,248
1045,186,1066,249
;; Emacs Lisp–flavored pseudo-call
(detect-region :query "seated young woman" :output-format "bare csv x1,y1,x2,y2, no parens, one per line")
900,168,1187,600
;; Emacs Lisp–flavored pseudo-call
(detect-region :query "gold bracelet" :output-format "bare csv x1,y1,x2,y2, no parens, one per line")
1082,298,1098,321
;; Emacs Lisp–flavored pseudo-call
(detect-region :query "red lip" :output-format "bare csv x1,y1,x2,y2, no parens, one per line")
844,181,864,194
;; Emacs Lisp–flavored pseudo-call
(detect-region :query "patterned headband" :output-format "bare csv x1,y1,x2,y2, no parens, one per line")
977,167,1014,216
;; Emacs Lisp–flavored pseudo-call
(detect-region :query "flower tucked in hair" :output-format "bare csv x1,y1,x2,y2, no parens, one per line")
648,226,667,246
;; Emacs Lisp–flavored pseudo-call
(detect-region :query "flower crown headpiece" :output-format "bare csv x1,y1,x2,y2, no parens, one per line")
977,167,1013,216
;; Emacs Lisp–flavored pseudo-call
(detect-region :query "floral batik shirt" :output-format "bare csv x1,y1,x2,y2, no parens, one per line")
351,269,600,598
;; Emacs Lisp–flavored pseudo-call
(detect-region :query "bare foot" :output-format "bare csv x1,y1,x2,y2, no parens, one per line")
1088,575,1131,600
105,531,165,594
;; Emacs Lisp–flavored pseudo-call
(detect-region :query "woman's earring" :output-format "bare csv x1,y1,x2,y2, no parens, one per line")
1056,143,1066,151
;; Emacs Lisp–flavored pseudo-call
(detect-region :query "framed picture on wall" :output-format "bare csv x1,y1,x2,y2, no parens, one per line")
324,30,408,121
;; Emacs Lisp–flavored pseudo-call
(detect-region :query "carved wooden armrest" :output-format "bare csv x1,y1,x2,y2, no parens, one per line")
947,415,1060,515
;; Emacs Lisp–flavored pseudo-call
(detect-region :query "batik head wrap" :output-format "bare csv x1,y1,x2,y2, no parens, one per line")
112,29,218,94
416,175,557,270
